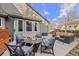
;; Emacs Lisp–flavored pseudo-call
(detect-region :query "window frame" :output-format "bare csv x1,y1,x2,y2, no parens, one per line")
0,18,1,26
25,21,32,31
17,19,24,32
34,22,37,31
0,17,5,29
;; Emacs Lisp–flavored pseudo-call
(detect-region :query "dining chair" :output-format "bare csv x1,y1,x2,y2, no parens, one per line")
21,44,34,56
6,44,34,56
6,44,24,56
25,33,42,55
40,34,56,56
15,34,25,45
35,33,42,38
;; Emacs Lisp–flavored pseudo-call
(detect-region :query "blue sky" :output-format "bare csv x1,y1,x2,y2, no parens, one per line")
31,3,63,24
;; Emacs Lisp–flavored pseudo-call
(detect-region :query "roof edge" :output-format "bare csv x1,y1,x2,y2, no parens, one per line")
0,13,41,22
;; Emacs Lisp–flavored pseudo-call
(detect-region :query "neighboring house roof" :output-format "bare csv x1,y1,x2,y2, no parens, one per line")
26,3,50,24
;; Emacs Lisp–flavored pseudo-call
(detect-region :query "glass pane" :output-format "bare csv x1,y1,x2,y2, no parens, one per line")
18,20,23,31
26,21,32,31
0,19,1,26
35,23,37,31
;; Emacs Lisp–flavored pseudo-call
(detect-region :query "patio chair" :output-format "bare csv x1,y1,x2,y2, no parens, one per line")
35,33,42,38
6,44,24,56
27,33,42,55
21,44,34,56
6,44,34,56
40,35,56,56
15,34,25,45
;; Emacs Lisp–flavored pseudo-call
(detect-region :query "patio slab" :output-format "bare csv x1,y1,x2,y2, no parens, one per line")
54,40,78,56
2,39,78,56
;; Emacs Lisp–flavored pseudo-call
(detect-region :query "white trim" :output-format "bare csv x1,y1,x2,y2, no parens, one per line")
25,20,27,32
34,22,38,32
14,19,40,33
37,22,40,32
17,19,24,32
25,20,32,32
32,21,34,32
0,17,5,29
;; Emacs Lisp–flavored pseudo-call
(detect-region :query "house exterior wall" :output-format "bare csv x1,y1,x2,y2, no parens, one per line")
40,22,48,33
13,19,40,41
5,18,14,41
4,18,41,41
13,3,49,33
0,3,50,42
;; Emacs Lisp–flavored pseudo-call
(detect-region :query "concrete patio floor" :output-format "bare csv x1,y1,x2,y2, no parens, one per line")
2,39,78,56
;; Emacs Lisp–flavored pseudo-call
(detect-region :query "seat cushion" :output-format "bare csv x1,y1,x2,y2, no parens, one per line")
42,39,50,46
15,47,24,56
21,46,33,55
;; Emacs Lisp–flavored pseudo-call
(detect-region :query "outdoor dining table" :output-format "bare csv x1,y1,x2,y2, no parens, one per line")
24,37,42,54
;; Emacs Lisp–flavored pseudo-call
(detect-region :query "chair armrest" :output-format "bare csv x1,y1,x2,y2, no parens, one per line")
42,38,47,45
31,44,34,47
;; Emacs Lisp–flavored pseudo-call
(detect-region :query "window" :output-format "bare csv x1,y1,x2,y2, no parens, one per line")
26,21,32,31
34,22,37,31
18,20,23,31
0,19,1,26
0,18,5,28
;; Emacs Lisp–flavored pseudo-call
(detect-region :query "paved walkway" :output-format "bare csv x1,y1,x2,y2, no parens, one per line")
54,40,78,56
2,39,78,56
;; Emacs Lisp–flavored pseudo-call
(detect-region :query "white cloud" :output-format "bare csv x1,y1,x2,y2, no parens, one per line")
51,4,77,24
52,4,76,21
59,3,76,18
41,3,46,5
52,18,57,21
44,10,49,15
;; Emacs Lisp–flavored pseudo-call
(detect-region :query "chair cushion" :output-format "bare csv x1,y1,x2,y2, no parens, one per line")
35,33,42,38
42,39,50,46
42,37,56,48
15,47,24,56
21,46,33,55
16,34,24,40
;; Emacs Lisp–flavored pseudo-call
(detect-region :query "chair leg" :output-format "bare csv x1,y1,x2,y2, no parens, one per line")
52,48,55,56
32,52,35,56
40,46,45,53
40,45,42,53
30,52,35,56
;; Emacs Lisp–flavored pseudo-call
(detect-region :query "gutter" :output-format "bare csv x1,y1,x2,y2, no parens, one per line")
0,13,41,22
8,14,41,22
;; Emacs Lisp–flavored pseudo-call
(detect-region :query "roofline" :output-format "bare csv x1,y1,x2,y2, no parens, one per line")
0,14,7,17
26,3,50,24
8,14,41,22
0,13,41,22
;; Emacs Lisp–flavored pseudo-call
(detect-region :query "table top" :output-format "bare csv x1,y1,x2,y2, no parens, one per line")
24,38,42,44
